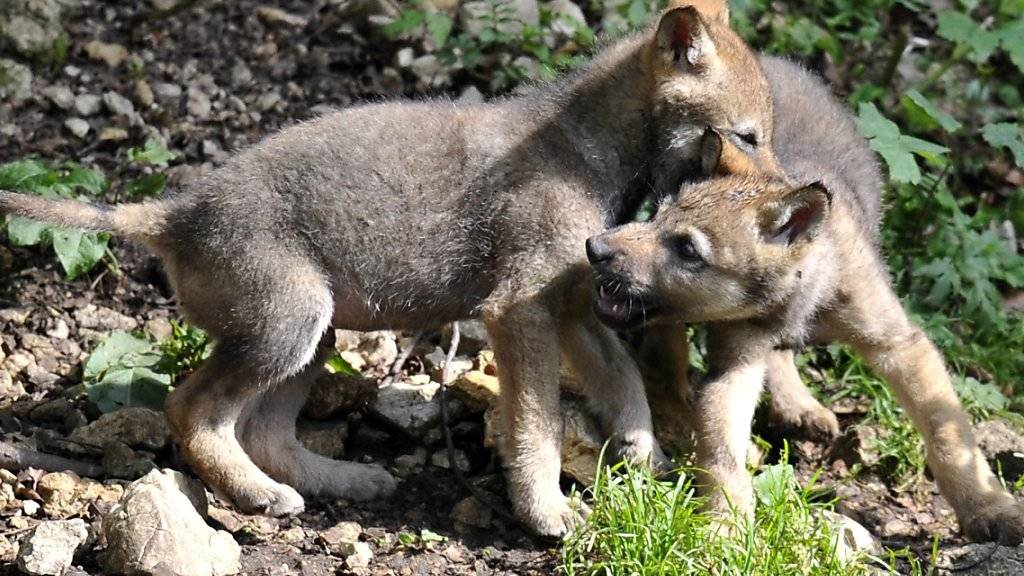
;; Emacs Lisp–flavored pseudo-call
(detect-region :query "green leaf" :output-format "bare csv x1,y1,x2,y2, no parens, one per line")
380,9,425,38
425,12,453,47
123,173,167,198
903,89,962,133
83,331,172,413
857,103,948,184
84,331,158,379
937,10,998,62
62,166,107,195
6,216,49,246
127,138,177,166
752,463,796,508
325,351,360,376
626,0,648,26
955,376,1008,416
50,228,109,279
0,160,50,189
982,122,1024,169
419,528,447,543
1001,20,1024,73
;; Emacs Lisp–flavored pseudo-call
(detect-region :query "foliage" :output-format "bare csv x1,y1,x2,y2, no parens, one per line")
83,323,210,413
560,456,916,575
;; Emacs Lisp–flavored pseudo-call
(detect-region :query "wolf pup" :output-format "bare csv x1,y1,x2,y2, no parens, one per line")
585,122,1024,542
0,1,775,536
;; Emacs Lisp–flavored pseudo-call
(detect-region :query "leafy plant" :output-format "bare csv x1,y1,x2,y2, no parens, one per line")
0,160,111,279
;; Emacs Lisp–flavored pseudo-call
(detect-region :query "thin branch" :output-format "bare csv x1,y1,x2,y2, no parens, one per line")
0,441,103,477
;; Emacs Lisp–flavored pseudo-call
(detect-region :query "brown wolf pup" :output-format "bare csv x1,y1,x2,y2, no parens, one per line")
0,1,774,536
585,125,1024,542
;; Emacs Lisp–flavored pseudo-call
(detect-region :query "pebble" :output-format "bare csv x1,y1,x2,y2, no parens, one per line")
257,6,309,27
84,40,129,68
152,82,183,104
41,84,74,110
15,519,89,576
256,90,282,112
186,87,212,119
103,91,135,117
134,79,155,107
99,127,129,142
73,94,102,117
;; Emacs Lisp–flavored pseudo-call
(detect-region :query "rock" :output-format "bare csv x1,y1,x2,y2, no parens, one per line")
512,55,540,79
453,370,499,410
0,0,65,58
0,370,26,401
358,332,399,367
410,55,441,83
392,447,428,477
396,47,414,68
371,381,461,436
152,82,182,104
451,496,492,529
201,139,225,161
256,91,282,112
344,542,373,568
431,448,471,473
546,0,586,39
820,510,881,564
319,521,362,556
456,86,484,105
143,318,173,341
84,41,129,68
72,305,138,331
974,419,1024,484
102,469,240,576
73,94,102,117
15,519,89,576
937,544,1024,575
41,85,74,110
69,407,169,451
828,425,879,468
0,59,32,104
103,91,135,117
133,80,154,107
296,419,348,459
102,441,157,479
303,372,377,420
229,61,252,89
876,517,914,538
256,6,308,27
99,127,129,142
186,87,212,119
36,472,123,518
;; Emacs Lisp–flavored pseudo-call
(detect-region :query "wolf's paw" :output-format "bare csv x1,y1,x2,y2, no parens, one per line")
518,491,590,538
614,430,672,471
961,499,1024,545
232,481,306,517
768,400,840,442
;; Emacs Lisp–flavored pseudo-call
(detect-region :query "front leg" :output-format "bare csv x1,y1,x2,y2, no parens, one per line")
830,281,1024,544
695,328,770,518
485,297,581,538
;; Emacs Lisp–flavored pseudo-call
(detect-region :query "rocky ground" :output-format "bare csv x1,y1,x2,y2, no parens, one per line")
2,1,1024,575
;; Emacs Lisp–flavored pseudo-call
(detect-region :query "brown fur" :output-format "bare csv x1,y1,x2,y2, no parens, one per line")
587,134,1024,543
0,2,773,537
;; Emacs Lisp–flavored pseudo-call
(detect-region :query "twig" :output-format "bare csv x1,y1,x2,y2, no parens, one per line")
944,542,1000,573
438,322,519,525
381,331,424,388
0,441,103,477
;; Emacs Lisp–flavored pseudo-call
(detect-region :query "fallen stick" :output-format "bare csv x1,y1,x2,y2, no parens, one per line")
0,441,103,477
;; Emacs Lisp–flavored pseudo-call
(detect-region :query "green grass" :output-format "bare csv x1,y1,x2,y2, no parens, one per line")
560,455,930,576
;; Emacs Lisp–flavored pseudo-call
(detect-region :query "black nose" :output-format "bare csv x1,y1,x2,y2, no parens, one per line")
586,235,616,265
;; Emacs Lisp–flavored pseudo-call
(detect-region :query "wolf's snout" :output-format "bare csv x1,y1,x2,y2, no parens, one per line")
586,235,618,266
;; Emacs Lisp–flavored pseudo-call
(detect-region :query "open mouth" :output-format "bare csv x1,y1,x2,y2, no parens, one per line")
592,276,662,330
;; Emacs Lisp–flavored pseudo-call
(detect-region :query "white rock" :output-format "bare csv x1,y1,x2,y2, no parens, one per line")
821,510,881,564
256,90,281,112
186,87,212,119
73,94,102,117
16,519,89,576
0,59,32,104
371,381,461,436
396,47,414,68
456,86,484,105
102,469,240,576
152,82,182,103
69,407,169,451
546,0,586,39
41,84,74,110
344,541,373,568
63,118,89,139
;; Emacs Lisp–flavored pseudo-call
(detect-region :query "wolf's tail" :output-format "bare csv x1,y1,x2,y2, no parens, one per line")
0,190,171,239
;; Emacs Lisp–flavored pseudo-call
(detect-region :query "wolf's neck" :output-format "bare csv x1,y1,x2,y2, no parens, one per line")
543,34,655,207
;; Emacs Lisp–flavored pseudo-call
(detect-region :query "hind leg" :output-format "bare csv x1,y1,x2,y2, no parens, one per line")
239,347,397,502
165,259,334,516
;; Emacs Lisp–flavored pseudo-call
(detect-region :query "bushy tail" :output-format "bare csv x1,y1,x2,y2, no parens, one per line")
0,190,169,239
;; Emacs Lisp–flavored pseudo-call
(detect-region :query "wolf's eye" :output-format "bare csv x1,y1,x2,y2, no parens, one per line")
735,131,758,148
674,236,703,263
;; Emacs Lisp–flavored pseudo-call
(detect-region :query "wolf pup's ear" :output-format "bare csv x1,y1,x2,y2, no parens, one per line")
700,127,759,176
666,0,730,25
656,6,719,72
760,182,832,246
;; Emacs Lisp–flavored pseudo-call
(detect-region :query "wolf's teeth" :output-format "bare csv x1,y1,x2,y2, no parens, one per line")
599,285,605,298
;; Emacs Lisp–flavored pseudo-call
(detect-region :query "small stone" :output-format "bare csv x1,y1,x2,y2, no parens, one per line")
98,126,128,142
257,6,309,27
41,85,74,110
46,320,70,340
201,139,224,160
229,61,252,89
186,87,212,119
256,90,281,112
69,407,170,451
456,86,484,105
820,510,881,564
152,82,182,104
278,526,305,544
358,332,398,367
296,419,348,459
453,370,500,408
134,79,154,107
451,496,492,529
320,521,362,556
304,372,376,420
431,448,471,473
73,94,102,117
392,447,428,477
102,441,157,479
143,317,173,341
936,543,1024,574
0,59,33,104
344,542,373,568
410,55,441,82
546,0,587,39
396,47,414,68
103,91,135,117
371,381,462,436
84,40,129,68
102,469,240,576
16,519,89,576
73,305,138,331
63,118,89,138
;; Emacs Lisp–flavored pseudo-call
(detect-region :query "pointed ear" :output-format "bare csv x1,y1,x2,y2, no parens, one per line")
700,127,760,176
655,6,718,72
760,182,832,246
666,0,730,25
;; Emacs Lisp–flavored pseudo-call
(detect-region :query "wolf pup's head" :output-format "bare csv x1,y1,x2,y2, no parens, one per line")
586,134,829,329
645,0,779,191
